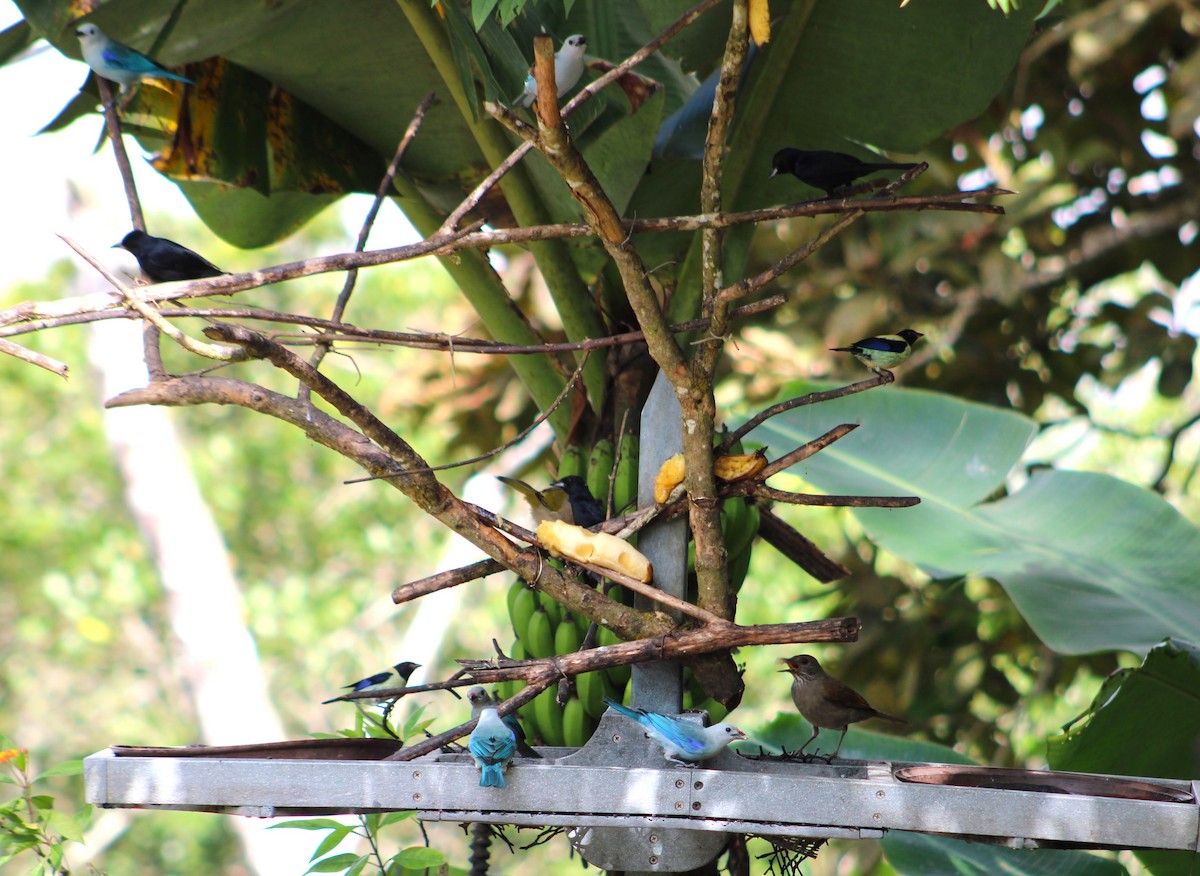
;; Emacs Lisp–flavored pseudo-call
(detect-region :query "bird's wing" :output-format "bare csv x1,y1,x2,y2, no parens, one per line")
349,670,393,691
470,729,516,763
854,336,909,353
103,43,164,73
639,713,708,756
826,683,876,712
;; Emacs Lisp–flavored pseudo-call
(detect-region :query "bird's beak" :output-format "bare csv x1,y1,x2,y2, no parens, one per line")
112,242,123,249
767,168,779,179
734,729,748,740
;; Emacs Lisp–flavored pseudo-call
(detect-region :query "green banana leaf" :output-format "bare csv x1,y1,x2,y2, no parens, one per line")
744,382,1200,656
1048,639,1200,876
15,0,1038,255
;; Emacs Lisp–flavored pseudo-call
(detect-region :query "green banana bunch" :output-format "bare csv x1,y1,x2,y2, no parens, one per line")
530,684,565,746
586,437,615,511
612,431,639,515
557,443,588,480
561,694,592,747
500,435,645,747
576,667,614,719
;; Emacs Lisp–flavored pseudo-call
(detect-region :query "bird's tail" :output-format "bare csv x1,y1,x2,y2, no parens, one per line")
480,763,506,788
874,709,908,724
497,476,541,504
158,71,194,84
602,697,641,720
867,162,919,171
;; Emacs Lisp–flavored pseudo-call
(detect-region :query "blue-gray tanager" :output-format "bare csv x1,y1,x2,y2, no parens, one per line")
322,661,419,705
467,686,541,758
603,698,747,764
469,706,517,788
75,23,193,92
514,34,587,108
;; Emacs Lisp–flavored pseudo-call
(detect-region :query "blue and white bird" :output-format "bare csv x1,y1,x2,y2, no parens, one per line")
831,328,924,376
467,686,541,759
75,23,193,92
322,661,420,705
514,34,587,108
469,706,518,788
603,698,747,764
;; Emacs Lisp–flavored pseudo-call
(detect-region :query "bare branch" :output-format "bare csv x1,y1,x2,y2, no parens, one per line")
0,337,68,377
307,90,436,385
58,235,247,362
387,613,860,760
392,559,505,605
719,373,892,452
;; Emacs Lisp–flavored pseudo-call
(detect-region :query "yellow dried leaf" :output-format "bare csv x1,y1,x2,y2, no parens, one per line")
536,520,653,583
714,448,768,483
653,453,687,504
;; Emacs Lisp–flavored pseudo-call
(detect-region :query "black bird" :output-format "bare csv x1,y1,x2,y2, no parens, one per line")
115,230,226,283
769,148,919,196
554,475,605,528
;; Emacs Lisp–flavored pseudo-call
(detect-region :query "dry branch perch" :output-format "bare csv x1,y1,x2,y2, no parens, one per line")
386,615,860,761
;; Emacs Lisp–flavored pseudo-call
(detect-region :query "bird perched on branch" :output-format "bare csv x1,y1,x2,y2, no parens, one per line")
469,706,517,788
322,661,420,705
515,34,588,108
779,655,906,759
115,231,226,284
603,698,746,764
498,474,604,528
769,148,919,197
75,23,193,92
467,687,541,759
831,329,923,376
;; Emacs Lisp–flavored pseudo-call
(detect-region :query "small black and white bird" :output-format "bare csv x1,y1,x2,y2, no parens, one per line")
322,661,420,705
115,230,225,283
831,329,924,375
769,148,918,196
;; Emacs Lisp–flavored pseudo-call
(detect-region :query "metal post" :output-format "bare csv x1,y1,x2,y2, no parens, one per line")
568,371,728,873
631,371,688,711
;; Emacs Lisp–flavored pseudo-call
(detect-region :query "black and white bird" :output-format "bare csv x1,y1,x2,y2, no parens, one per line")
831,329,924,375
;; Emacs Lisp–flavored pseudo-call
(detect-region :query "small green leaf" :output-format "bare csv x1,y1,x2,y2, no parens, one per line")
306,853,368,873
310,825,354,860
270,817,351,831
33,760,83,782
471,0,500,31
395,846,446,868
378,810,416,827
